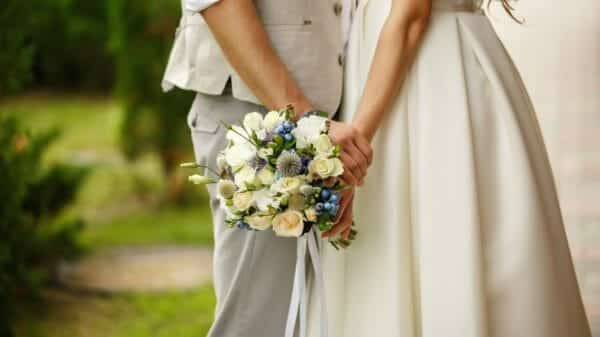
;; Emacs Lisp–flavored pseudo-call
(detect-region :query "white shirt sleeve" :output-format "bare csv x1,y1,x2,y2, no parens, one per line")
185,0,220,13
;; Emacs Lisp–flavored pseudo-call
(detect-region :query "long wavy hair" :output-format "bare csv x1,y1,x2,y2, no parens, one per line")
488,0,523,23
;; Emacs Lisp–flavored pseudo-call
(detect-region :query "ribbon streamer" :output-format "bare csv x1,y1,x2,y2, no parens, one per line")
284,228,328,337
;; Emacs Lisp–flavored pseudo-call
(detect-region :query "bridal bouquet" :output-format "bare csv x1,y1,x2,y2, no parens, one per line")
183,105,356,248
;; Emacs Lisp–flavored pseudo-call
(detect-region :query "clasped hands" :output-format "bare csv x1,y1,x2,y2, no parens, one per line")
322,120,372,240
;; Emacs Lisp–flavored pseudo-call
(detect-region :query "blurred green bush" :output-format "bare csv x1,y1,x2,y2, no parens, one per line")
2,0,196,201
0,117,89,336
107,0,195,202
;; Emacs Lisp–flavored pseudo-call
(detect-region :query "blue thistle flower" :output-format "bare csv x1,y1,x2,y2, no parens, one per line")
315,203,325,212
276,151,303,177
284,133,293,142
320,189,331,201
329,193,340,203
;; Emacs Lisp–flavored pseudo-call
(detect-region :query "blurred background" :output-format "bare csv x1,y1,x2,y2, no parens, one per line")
0,1,598,336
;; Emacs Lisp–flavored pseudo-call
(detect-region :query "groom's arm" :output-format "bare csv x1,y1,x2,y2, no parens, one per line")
201,0,373,185
201,0,312,116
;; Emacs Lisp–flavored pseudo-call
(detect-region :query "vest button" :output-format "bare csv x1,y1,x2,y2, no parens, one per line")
338,54,344,66
334,2,343,16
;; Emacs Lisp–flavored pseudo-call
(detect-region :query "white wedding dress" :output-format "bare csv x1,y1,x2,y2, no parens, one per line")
307,0,592,336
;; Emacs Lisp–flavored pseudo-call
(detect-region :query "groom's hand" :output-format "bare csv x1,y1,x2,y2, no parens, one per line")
328,121,373,186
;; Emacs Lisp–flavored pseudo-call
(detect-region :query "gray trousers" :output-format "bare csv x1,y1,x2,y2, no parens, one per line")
187,87,297,337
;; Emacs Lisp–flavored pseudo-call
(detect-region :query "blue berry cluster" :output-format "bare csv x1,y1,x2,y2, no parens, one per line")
237,221,251,230
315,189,340,216
274,121,295,142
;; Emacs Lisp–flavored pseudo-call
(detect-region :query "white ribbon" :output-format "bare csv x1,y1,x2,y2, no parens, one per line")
284,228,328,337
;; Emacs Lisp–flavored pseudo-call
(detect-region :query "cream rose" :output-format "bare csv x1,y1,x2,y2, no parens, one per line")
313,134,334,155
263,110,285,131
232,191,253,211
257,168,275,186
217,179,236,199
308,157,344,179
272,210,304,237
274,176,302,194
244,213,273,230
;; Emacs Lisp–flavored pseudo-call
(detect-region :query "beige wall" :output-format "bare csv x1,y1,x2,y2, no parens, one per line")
490,0,600,152
490,2,600,332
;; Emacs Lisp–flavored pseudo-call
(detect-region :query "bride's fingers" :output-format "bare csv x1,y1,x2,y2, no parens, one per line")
353,135,373,166
344,144,368,179
340,152,362,186
341,227,351,240
341,170,358,186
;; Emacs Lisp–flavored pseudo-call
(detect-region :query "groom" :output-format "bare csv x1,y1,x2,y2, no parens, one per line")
162,0,372,336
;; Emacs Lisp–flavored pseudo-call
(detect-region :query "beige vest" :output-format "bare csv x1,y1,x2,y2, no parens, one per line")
162,0,345,113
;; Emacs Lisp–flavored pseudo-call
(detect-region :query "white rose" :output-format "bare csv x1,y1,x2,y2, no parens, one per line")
244,213,273,230
256,168,275,186
305,207,318,222
243,112,264,133
313,134,334,155
253,188,275,211
292,115,327,149
188,174,215,185
273,176,303,194
288,194,306,210
232,191,253,211
226,125,251,145
225,143,256,169
308,157,344,179
272,210,304,237
263,110,285,131
217,179,236,199
234,165,257,188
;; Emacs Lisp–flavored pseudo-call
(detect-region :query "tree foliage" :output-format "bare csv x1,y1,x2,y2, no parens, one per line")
0,118,88,336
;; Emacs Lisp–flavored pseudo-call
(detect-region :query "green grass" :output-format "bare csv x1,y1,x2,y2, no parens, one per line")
80,205,214,248
15,286,216,337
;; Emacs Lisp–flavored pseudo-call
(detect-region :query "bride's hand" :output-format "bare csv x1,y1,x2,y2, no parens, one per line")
328,121,373,186
322,188,354,239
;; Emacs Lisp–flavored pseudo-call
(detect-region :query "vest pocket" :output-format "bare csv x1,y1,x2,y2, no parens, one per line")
256,0,312,27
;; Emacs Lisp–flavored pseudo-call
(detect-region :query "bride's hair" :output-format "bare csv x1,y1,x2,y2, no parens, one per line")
487,0,523,23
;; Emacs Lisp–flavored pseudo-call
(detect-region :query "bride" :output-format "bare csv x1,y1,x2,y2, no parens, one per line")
308,0,592,336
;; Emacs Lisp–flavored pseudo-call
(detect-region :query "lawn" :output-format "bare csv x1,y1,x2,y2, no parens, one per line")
1,93,216,337
15,286,216,337
80,205,214,248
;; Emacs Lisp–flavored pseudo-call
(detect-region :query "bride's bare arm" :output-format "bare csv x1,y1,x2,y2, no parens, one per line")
352,0,432,141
